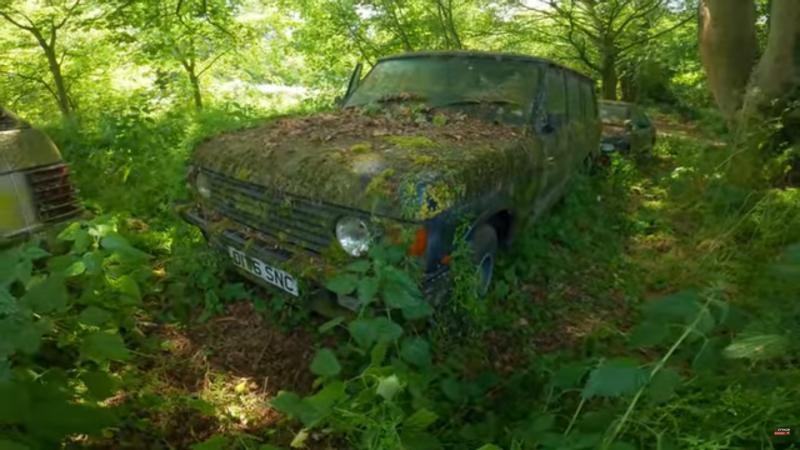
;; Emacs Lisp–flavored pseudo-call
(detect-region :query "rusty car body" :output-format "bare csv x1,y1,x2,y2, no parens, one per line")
180,51,601,307
599,100,656,154
0,107,81,245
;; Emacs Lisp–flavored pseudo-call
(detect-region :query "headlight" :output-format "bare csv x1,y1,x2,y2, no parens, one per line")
195,170,212,199
336,216,371,256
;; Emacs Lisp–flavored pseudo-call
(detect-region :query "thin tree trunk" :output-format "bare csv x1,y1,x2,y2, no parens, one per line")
43,47,71,117
698,0,758,122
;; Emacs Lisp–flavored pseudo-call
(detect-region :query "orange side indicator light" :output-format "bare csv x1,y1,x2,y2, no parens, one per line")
408,228,428,256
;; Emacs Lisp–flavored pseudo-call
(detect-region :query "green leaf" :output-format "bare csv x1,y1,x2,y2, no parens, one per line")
191,435,229,450
642,290,701,324
317,316,344,334
304,381,346,414
401,299,434,320
403,408,439,431
325,274,358,296
346,260,371,273
357,276,380,305
441,377,464,402
376,374,402,400
723,334,788,360
474,445,503,450
81,370,118,401
81,332,130,362
401,431,442,450
64,260,87,277
0,288,18,316
82,251,104,275
0,439,30,450
373,317,404,343
21,276,68,314
628,321,670,348
310,348,341,377
20,244,50,260
115,275,141,302
0,381,30,423
0,316,46,358
383,280,418,309
582,360,648,399
550,362,589,389
349,318,378,348
270,391,321,427
608,442,637,450
400,337,431,367
78,307,113,327
349,317,403,349
100,233,149,259
645,368,681,404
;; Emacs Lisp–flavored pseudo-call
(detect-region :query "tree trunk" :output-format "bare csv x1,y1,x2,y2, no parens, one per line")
740,0,800,120
43,46,72,118
188,71,203,110
600,56,618,100
699,0,758,122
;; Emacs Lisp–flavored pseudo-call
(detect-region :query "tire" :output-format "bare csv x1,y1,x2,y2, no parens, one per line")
469,224,498,297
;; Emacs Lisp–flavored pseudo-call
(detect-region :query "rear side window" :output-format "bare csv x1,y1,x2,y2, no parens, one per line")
581,83,596,119
544,68,566,119
566,75,583,122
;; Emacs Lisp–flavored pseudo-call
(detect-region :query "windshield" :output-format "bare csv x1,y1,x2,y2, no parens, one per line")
600,103,631,123
344,56,541,125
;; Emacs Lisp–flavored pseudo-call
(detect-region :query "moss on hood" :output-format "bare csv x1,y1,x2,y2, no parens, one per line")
192,108,524,221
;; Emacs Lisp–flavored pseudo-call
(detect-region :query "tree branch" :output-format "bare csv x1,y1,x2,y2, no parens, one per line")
618,12,695,54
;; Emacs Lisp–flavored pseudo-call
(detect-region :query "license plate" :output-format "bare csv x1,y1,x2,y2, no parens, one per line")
227,246,299,296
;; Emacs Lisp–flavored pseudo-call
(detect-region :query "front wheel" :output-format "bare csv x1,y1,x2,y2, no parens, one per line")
469,224,498,297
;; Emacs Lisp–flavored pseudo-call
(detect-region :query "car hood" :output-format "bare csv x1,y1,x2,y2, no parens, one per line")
0,128,63,174
192,108,523,220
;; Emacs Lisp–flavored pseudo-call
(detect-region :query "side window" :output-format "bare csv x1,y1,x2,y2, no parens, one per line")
544,68,566,122
580,82,596,120
566,76,582,122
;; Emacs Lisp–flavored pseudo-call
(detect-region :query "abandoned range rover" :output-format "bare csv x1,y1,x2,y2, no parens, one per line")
180,51,600,308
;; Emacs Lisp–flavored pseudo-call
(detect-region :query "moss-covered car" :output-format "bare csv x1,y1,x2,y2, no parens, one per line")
599,100,656,154
1,107,81,245
180,51,600,307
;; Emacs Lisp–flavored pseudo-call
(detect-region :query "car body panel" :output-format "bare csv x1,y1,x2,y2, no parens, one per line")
599,100,656,153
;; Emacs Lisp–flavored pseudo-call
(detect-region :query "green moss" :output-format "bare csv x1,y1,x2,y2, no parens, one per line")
365,169,397,197
350,142,372,154
385,135,439,149
411,154,436,166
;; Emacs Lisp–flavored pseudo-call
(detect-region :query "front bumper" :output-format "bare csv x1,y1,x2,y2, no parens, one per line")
179,205,450,305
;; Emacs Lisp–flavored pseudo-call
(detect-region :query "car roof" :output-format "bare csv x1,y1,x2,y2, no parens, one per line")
378,51,595,84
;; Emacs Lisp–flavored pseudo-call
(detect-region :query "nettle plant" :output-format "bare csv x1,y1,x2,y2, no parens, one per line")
269,241,800,450
0,218,150,449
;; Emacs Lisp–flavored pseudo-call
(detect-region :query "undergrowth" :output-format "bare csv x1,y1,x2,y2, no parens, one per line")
1,106,799,450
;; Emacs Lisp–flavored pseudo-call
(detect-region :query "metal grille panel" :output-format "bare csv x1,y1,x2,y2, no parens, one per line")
25,164,81,224
203,169,357,254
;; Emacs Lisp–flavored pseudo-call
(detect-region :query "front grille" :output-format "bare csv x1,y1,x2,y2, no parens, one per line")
203,169,362,254
25,164,81,224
